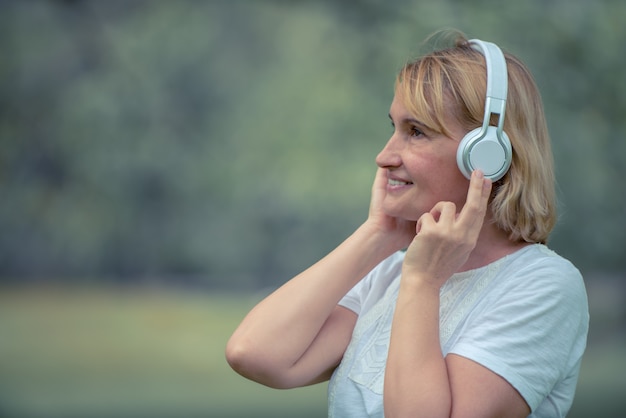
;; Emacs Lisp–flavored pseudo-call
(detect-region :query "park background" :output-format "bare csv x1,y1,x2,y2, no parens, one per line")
1,0,625,417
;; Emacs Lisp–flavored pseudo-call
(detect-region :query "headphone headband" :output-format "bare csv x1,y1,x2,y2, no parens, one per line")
468,39,508,132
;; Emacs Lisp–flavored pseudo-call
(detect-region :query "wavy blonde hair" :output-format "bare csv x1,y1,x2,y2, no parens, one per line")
396,30,556,244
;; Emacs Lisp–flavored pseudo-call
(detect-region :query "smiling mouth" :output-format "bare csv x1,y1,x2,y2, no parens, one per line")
388,179,413,186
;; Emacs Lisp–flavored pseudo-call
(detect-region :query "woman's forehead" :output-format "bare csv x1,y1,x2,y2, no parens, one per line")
390,90,466,140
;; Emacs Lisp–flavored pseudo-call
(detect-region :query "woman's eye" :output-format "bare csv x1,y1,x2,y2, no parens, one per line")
410,127,424,138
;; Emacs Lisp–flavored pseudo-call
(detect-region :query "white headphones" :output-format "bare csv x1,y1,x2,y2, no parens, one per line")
456,39,512,181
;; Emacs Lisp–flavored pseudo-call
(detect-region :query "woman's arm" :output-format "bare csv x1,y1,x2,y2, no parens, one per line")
226,169,416,389
384,171,530,418
226,223,390,388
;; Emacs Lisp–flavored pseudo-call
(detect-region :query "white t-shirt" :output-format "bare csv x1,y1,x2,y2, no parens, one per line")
328,244,589,417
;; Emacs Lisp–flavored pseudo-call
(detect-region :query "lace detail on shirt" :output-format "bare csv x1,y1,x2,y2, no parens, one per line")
345,277,400,395
439,260,504,346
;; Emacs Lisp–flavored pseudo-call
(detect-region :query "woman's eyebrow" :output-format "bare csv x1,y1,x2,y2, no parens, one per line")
388,113,428,129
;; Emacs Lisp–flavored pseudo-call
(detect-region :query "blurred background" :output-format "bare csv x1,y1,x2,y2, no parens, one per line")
1,0,624,417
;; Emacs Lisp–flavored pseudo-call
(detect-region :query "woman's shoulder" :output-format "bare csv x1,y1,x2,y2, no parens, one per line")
509,244,582,279
499,244,587,301
358,251,405,294
339,251,405,315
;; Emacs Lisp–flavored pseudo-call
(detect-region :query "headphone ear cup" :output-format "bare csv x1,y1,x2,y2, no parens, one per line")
456,127,482,179
457,127,512,181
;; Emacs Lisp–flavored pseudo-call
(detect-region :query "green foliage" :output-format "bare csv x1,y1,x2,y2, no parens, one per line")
1,0,625,288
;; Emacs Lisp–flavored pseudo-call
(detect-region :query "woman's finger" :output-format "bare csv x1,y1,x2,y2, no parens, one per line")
458,170,492,229
430,201,457,224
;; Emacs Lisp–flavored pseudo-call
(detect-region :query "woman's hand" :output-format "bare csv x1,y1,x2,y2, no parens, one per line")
402,170,492,289
364,168,417,252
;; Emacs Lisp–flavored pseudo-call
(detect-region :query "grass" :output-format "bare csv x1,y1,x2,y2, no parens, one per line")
0,285,624,417
0,286,327,418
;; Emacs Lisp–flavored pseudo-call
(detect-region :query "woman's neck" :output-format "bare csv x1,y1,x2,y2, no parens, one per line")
460,219,531,272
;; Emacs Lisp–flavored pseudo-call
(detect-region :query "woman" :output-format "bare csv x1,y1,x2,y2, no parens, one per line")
226,31,589,418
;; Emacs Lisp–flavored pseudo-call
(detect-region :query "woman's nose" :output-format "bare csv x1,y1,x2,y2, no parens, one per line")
376,134,402,168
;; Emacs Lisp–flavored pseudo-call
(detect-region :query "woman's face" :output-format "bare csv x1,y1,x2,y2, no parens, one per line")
375,93,471,221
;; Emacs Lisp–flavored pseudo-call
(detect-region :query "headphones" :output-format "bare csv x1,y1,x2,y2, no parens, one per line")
456,39,512,181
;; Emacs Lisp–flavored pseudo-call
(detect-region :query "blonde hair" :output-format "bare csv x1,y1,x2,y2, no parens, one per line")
396,30,556,244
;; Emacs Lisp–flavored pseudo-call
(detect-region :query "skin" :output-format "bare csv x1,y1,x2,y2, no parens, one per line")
226,93,532,417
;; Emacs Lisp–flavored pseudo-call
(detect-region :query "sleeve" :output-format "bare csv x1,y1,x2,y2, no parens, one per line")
338,251,405,316
448,258,589,412
338,274,370,315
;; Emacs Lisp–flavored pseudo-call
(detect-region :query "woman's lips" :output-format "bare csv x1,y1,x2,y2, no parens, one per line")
388,178,413,186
